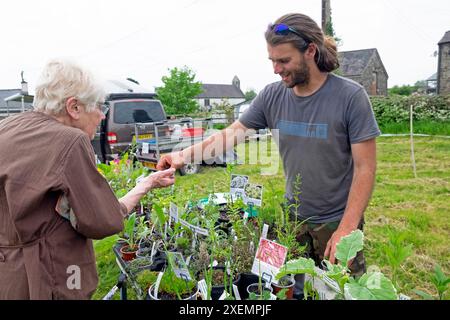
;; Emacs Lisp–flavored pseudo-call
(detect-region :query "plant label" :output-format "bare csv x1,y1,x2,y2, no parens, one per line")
197,279,210,300
167,252,192,281
232,284,241,300
251,238,288,285
169,202,179,222
243,183,263,207
218,290,230,300
230,174,249,195
261,224,269,239
153,271,164,299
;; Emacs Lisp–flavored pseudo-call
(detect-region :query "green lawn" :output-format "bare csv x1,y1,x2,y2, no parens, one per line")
93,135,449,300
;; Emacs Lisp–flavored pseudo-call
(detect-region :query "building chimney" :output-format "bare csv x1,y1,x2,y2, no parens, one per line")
21,71,28,95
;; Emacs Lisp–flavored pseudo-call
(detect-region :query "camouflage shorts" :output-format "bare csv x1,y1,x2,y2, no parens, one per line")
296,219,366,277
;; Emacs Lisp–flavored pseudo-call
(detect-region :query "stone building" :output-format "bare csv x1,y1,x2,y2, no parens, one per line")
437,31,450,95
338,48,388,96
195,76,245,110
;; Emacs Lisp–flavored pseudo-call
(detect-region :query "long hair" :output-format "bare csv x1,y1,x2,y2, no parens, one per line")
265,13,339,72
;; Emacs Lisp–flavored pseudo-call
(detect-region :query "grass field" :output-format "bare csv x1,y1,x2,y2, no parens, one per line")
379,121,450,135
93,135,449,300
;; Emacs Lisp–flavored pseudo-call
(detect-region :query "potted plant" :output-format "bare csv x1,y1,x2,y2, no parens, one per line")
271,274,295,299
134,269,159,300
247,280,273,300
127,256,154,275
148,267,198,300
118,212,138,261
276,230,399,300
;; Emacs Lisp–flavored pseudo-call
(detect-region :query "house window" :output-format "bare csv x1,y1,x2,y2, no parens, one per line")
204,98,210,107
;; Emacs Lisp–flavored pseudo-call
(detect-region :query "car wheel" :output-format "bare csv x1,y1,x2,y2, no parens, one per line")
179,163,201,176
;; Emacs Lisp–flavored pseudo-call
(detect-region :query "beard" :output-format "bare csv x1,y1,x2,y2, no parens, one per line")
282,60,310,88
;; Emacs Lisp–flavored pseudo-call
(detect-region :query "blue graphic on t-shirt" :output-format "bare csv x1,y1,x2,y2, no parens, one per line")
277,120,328,140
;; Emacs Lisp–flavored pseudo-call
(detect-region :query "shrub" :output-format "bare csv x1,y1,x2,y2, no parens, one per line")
370,95,450,125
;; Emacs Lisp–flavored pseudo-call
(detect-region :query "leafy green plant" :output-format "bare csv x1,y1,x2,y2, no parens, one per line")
135,215,151,245
382,229,413,290
157,253,197,300
158,267,197,299
414,265,450,300
277,230,398,300
128,257,153,275
118,212,137,250
135,269,159,299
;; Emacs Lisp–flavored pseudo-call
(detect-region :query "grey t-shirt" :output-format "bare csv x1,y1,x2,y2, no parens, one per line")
239,73,380,223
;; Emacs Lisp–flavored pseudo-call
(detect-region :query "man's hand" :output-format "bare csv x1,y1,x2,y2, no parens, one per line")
324,226,355,265
156,151,185,170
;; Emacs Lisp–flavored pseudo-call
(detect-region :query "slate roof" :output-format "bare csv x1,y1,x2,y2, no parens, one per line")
0,89,34,110
438,31,450,45
338,48,387,77
196,84,245,99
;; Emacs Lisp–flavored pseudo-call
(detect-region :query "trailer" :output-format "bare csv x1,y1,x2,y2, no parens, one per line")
134,117,238,175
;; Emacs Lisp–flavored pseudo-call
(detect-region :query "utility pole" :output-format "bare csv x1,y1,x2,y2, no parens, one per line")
322,0,331,32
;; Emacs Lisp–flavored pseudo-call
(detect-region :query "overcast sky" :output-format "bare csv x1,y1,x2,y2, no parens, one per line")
1,0,448,94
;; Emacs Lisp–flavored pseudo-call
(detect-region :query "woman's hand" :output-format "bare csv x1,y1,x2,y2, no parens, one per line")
147,168,176,190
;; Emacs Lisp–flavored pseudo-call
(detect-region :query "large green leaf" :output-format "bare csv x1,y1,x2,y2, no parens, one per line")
344,272,398,300
276,257,316,279
335,230,364,267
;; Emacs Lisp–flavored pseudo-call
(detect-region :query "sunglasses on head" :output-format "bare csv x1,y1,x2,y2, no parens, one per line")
270,23,310,45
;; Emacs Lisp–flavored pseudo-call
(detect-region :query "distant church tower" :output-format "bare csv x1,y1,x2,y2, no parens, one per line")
232,75,240,89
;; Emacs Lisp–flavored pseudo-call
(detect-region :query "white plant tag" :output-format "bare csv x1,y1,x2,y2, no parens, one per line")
142,142,149,154
261,224,269,239
169,202,179,222
197,279,210,300
153,271,164,299
168,252,192,281
243,211,249,225
218,290,230,300
150,241,157,260
232,284,241,300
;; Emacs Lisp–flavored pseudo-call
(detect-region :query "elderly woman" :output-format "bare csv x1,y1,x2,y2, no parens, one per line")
0,59,175,299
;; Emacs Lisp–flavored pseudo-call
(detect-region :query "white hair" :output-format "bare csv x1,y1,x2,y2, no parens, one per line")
34,58,105,115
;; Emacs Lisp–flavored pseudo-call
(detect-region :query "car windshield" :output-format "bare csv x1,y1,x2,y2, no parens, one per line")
113,100,166,124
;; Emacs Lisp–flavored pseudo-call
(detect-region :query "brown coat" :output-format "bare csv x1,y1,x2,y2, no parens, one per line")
0,112,126,299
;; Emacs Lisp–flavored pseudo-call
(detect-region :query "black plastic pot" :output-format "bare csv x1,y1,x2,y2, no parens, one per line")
237,272,260,300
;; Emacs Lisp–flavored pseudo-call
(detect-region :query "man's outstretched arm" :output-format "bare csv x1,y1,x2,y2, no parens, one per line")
156,120,253,170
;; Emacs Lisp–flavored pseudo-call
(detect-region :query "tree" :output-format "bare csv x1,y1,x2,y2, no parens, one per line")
244,89,257,101
323,1,342,46
388,84,420,96
155,66,203,115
